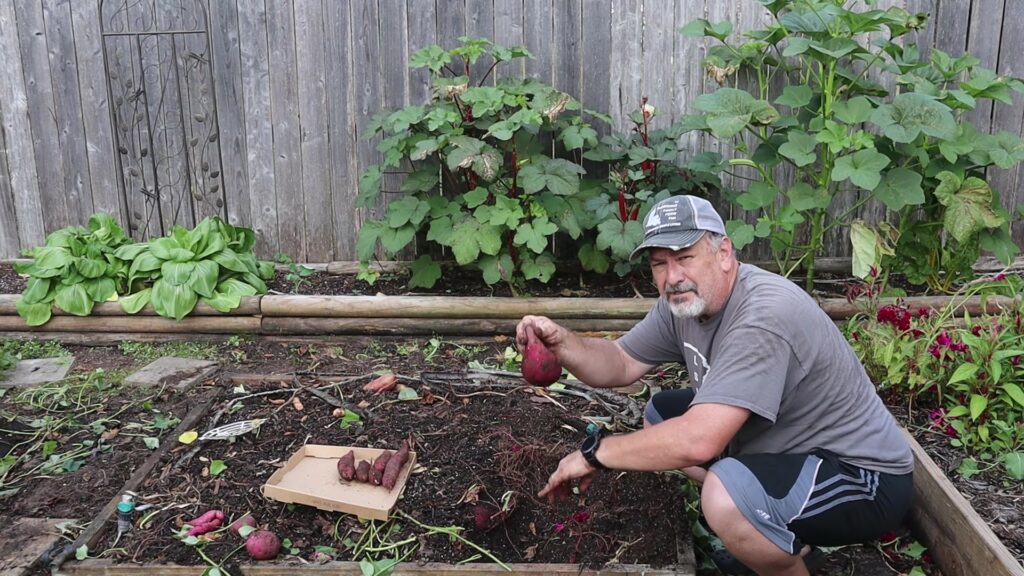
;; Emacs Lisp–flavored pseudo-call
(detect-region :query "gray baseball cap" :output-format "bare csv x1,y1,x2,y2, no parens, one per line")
629,195,727,260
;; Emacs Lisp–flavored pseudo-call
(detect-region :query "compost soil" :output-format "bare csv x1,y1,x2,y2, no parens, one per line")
1,261,1010,573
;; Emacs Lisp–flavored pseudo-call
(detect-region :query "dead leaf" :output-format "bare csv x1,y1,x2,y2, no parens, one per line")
523,544,537,560
357,400,370,409
493,335,509,343
292,397,304,411
268,398,286,405
458,483,483,505
529,522,537,536
100,428,120,441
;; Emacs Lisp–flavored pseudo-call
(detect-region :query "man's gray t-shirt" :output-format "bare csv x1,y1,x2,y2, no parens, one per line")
619,264,913,475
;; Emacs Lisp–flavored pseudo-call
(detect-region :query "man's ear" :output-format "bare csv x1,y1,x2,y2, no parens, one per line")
718,237,735,270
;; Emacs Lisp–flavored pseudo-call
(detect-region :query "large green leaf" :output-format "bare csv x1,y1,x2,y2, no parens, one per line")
1003,382,1024,408
150,237,195,262
478,253,515,285
969,394,988,421
21,277,51,304
407,255,442,289
1004,453,1024,480
75,257,108,279
787,183,831,211
694,88,779,138
934,172,1004,242
201,291,242,313
189,260,219,298
217,278,259,298
518,158,585,196
16,298,52,326
596,219,644,260
212,248,249,273
831,149,889,190
778,131,818,167
513,217,558,254
849,221,877,280
152,279,198,321
870,93,956,143
34,247,73,270
161,261,197,286
83,278,116,302
872,168,924,211
119,288,152,314
54,284,93,316
833,96,874,124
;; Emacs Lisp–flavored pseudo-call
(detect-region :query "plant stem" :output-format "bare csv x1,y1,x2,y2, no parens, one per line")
396,509,511,571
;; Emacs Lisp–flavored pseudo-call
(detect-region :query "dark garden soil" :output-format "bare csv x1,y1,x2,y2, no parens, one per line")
2,260,1013,573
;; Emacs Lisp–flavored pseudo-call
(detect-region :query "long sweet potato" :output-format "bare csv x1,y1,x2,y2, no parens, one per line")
369,450,392,485
382,436,414,490
337,450,356,480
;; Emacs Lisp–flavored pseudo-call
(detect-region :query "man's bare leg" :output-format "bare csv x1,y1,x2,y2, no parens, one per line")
701,471,810,576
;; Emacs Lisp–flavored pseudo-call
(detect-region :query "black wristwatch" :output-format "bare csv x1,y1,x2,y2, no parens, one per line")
580,430,609,470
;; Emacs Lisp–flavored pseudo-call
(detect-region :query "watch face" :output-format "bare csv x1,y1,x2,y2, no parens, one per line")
582,433,598,453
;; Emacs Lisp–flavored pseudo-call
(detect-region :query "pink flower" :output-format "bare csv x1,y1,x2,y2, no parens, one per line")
877,305,911,331
936,331,952,346
994,274,1006,281
971,325,983,336
1011,355,1021,366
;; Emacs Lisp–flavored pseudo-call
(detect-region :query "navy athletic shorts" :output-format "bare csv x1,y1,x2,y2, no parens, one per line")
645,388,913,554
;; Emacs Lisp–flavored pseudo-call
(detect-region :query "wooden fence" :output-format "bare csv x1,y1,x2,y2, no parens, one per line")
1,0,1022,262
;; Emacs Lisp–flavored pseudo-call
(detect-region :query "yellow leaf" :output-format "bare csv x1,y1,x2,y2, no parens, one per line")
178,430,199,444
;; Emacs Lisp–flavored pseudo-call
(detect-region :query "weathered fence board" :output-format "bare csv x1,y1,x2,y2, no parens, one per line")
13,0,68,233
2,0,1023,262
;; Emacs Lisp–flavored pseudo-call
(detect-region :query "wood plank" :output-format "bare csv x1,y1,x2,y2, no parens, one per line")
377,0,412,259
238,0,280,256
641,0,675,130
0,112,18,257
552,0,581,98
61,561,686,576
259,294,655,318
580,0,611,134
0,0,46,248
0,315,261,334
610,1,642,132
493,0,525,80
261,316,640,336
905,431,1023,576
351,0,385,234
42,0,94,224
69,0,122,220
406,0,436,104
295,0,334,261
465,0,494,83
436,0,465,52
933,0,969,56
324,1,358,261
13,0,69,232
963,0,1006,133
206,0,251,229
989,2,1024,247
522,0,552,82
266,1,305,260
0,294,261,316
673,0,706,157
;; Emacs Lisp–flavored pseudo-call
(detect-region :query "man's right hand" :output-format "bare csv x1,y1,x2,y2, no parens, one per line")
515,315,566,353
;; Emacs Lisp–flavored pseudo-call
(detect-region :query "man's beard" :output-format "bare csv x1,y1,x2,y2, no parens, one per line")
665,282,705,318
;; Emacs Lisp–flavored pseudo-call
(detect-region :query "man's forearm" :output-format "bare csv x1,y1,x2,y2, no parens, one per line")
556,333,641,388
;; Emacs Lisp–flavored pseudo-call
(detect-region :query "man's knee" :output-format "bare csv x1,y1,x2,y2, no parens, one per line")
699,472,742,529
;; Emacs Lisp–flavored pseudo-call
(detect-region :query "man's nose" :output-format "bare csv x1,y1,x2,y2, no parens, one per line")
664,261,687,284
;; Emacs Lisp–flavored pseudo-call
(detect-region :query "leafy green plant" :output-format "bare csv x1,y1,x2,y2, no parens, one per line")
14,213,131,326
355,37,605,292
275,253,314,293
114,217,275,320
845,275,1024,475
580,99,722,276
682,0,1023,290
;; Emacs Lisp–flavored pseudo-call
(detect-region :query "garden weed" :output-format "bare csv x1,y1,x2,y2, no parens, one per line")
119,341,220,363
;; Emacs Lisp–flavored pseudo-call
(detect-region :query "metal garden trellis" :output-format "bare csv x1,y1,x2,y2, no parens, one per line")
99,0,226,240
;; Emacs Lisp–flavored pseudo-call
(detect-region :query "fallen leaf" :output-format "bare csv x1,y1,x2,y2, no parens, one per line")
524,544,537,560
292,397,304,411
357,400,370,409
458,483,483,505
268,398,286,405
178,430,199,444
493,335,509,343
101,428,120,441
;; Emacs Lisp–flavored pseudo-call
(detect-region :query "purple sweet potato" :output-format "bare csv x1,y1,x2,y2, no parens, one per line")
382,436,414,490
337,450,356,480
355,459,370,483
370,450,392,485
